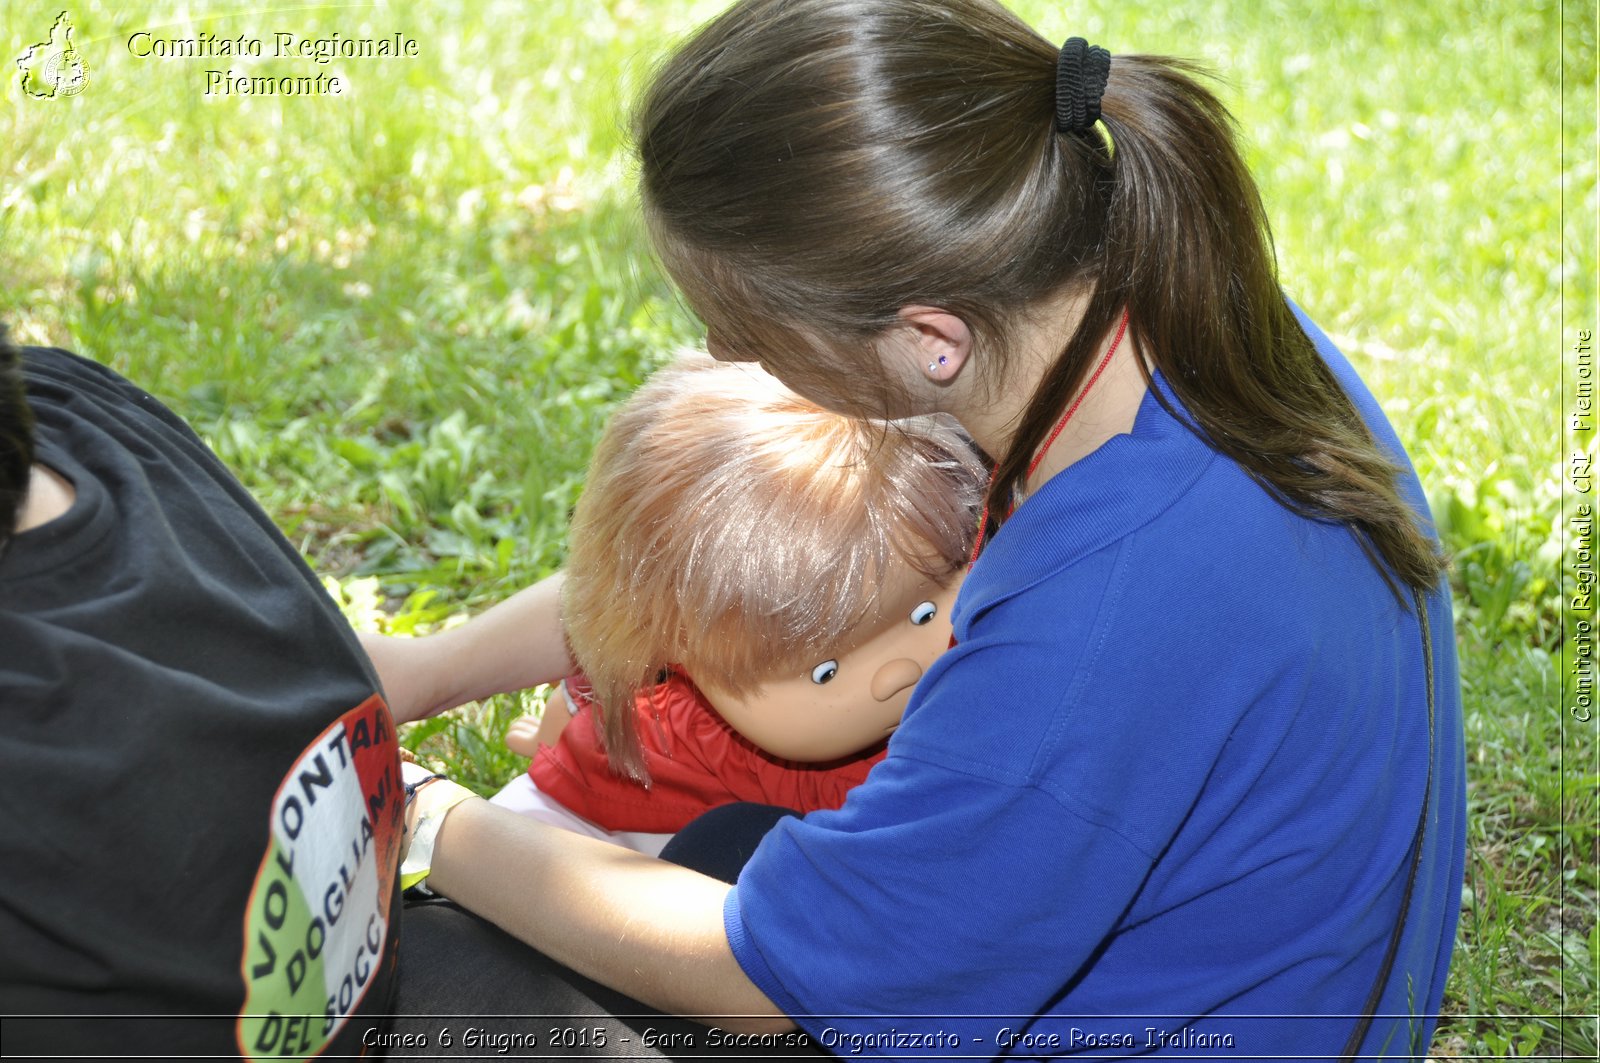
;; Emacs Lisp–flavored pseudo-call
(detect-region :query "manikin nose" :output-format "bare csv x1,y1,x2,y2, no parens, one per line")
870,658,923,702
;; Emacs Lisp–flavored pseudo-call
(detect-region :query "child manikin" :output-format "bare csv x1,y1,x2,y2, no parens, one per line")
490,352,985,854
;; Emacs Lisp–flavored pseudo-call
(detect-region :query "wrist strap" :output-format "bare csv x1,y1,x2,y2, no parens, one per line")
400,764,475,892
1340,587,1436,1060
405,772,448,799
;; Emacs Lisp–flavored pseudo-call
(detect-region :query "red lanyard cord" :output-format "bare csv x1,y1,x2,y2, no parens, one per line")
969,308,1131,563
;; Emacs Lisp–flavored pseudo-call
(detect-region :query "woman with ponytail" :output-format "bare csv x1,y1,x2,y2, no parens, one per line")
388,1,1466,1056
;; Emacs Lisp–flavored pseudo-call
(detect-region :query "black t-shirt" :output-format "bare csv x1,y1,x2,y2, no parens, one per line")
1,348,404,1059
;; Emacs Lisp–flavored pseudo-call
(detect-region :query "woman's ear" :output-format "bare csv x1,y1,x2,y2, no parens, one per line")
882,306,972,383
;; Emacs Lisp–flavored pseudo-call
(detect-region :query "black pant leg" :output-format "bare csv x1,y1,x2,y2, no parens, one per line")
658,802,800,884
386,897,696,1059
386,803,826,1060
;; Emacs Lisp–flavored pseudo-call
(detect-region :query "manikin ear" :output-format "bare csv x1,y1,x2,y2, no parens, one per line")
884,306,972,383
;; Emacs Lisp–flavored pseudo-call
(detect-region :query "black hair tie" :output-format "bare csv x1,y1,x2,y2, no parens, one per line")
1055,37,1112,133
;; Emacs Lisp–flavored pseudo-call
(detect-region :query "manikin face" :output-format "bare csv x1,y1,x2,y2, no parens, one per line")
696,563,965,762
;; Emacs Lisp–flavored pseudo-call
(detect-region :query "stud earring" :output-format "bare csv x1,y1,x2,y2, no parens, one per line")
928,355,949,376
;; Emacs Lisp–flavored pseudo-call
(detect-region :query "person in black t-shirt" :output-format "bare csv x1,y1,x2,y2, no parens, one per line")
0,330,405,1060
0,326,43,553
0,333,815,1063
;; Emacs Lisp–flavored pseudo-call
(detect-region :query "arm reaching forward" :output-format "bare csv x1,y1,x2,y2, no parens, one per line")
362,572,573,724
423,795,793,1032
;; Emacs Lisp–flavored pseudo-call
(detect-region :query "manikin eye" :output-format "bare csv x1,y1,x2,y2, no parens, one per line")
810,660,839,685
909,601,938,625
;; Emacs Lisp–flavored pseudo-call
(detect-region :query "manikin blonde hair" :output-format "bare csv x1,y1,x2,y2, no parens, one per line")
562,350,985,781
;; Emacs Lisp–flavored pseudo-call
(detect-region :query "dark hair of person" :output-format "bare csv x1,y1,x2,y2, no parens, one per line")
0,324,35,554
635,0,1444,597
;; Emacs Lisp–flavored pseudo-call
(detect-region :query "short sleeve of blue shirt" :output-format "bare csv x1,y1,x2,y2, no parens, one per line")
723,318,1465,1059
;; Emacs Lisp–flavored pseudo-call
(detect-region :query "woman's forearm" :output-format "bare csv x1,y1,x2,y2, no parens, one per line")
432,573,574,705
365,572,576,722
427,799,793,1032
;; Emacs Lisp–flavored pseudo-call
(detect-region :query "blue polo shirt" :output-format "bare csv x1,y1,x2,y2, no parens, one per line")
724,312,1466,1059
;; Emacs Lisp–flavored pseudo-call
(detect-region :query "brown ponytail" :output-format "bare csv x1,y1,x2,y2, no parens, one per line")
637,0,1445,597
1010,54,1445,596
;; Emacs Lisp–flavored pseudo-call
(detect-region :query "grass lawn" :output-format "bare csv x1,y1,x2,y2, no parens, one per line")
2,0,1594,1054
